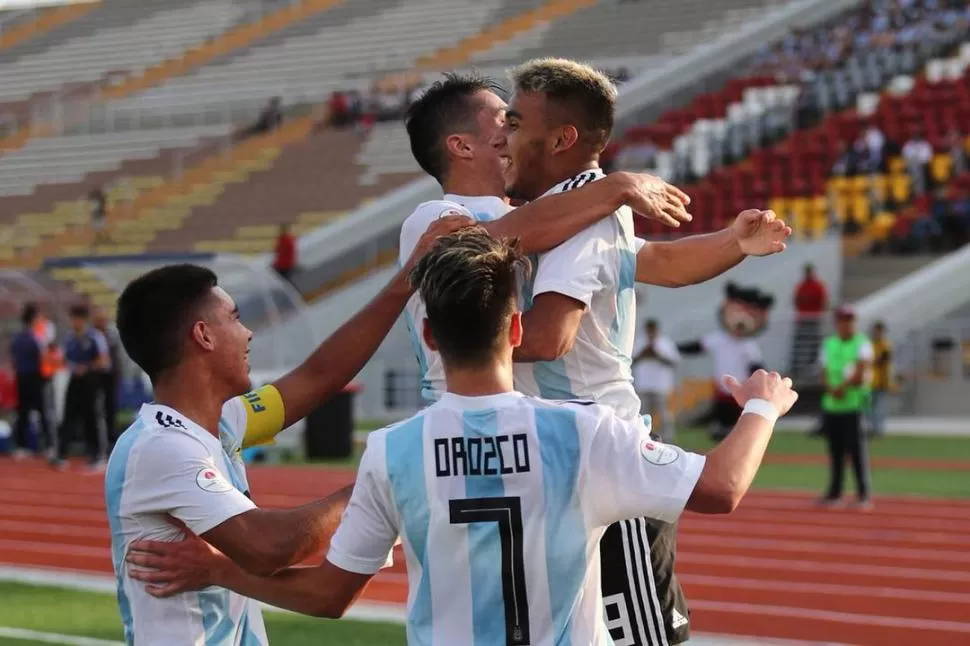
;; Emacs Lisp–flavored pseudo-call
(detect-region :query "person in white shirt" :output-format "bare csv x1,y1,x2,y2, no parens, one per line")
125,230,799,646
497,58,790,645
109,216,467,646
632,319,681,441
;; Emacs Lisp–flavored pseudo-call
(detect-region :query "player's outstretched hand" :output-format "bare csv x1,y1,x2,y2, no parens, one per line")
618,171,692,229
731,209,792,256
404,213,477,269
723,369,799,417
126,516,232,597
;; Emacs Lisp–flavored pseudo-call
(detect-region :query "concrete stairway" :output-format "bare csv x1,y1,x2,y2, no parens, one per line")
840,254,941,304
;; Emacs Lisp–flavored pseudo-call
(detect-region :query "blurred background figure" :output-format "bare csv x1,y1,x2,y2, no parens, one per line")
819,306,874,510
9,303,53,459
868,320,894,438
272,223,297,286
633,318,681,441
92,307,122,452
55,304,110,472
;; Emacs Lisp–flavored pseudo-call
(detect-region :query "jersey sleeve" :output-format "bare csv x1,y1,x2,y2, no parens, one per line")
656,337,681,363
399,201,475,266
531,219,613,308
123,433,256,535
582,414,705,528
326,433,398,575
222,385,287,450
633,237,647,253
857,340,875,361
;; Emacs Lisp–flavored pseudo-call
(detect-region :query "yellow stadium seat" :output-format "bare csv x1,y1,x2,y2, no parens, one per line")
870,174,889,203
768,198,789,218
931,154,953,185
810,209,830,239
869,211,896,242
888,157,905,174
832,193,850,223
850,175,870,195
850,194,872,224
890,174,911,203
827,177,849,195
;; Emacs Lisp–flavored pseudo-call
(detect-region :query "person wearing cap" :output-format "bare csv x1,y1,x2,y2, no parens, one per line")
818,305,874,509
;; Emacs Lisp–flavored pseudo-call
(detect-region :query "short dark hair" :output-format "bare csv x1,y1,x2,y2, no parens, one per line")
69,304,90,319
117,264,218,382
509,58,617,150
21,302,38,327
404,72,503,183
409,229,528,368
646,318,658,329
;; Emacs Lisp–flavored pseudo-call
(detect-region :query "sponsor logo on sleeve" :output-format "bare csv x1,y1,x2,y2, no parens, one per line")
640,439,679,466
196,467,235,493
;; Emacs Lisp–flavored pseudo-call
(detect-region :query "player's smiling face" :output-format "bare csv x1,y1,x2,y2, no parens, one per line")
207,286,254,396
499,91,551,202
471,90,509,190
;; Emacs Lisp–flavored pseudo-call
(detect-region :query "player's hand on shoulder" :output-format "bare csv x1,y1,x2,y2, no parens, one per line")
723,369,798,416
615,171,692,228
403,213,477,268
126,516,233,597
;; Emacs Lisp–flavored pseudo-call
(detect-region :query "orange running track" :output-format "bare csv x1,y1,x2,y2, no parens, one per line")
1,459,969,646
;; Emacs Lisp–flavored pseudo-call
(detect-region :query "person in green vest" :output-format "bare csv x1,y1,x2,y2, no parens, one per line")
818,305,874,510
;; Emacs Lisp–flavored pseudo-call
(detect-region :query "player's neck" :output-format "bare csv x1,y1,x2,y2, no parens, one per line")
444,360,514,397
443,171,507,201
152,371,226,438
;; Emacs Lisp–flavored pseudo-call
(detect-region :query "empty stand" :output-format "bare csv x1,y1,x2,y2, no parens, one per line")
108,0,544,120
0,125,233,197
0,0,246,104
0,2,96,54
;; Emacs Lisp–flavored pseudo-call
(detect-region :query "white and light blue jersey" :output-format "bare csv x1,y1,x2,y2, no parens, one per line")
326,391,704,646
399,194,513,402
105,402,268,646
514,169,643,420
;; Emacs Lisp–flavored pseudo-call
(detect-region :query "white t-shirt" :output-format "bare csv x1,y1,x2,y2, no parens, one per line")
701,330,763,395
399,194,513,402
105,401,268,646
633,334,680,395
326,391,705,646
514,169,644,421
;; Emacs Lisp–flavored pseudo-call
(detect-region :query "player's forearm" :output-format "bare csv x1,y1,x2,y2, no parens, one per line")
484,173,629,254
278,270,411,426
636,228,744,287
512,309,575,363
216,564,345,618
689,414,774,513
255,485,353,571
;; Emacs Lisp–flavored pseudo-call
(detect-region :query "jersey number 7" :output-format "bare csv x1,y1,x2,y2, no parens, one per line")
450,496,531,645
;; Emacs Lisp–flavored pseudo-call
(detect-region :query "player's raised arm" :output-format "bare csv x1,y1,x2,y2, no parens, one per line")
634,209,791,287
485,171,690,253
255,214,472,437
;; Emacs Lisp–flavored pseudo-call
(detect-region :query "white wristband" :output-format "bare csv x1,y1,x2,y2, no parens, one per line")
741,398,779,424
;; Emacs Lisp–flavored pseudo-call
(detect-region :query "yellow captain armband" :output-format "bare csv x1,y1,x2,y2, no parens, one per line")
240,384,286,449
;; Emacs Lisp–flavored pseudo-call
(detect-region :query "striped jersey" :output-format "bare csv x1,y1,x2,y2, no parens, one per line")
513,169,644,421
105,401,269,646
399,194,513,402
325,391,705,646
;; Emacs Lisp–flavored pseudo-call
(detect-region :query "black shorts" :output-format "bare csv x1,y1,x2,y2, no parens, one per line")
601,517,690,645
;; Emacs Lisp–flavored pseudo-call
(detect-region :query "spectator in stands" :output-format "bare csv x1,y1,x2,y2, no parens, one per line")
632,319,680,440
792,263,827,377
819,305,873,510
902,128,933,196
9,303,52,460
272,223,297,285
90,187,108,245
55,304,110,472
868,321,893,438
328,91,350,127
946,128,966,177
237,97,283,141
831,140,862,177
92,307,122,451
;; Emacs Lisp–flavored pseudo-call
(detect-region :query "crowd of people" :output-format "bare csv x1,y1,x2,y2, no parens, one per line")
7,302,121,471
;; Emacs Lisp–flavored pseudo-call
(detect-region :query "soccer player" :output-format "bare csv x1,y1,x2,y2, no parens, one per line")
126,230,799,645
399,73,693,401
105,215,468,646
498,58,790,646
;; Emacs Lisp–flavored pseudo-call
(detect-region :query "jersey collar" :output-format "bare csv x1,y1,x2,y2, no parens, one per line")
538,167,606,198
442,193,510,219
436,390,524,412
138,403,216,444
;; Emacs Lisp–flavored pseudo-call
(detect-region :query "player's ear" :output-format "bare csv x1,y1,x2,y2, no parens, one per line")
190,320,215,352
445,133,474,161
509,312,523,348
422,319,438,352
552,125,579,154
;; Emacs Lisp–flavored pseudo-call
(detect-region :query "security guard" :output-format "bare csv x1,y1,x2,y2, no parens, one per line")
55,304,110,471
819,305,874,510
